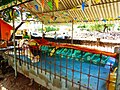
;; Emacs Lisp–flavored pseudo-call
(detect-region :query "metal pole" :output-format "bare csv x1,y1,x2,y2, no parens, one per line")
12,9,17,77
71,20,74,44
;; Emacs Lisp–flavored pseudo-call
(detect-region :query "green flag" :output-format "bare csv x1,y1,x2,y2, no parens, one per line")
47,1,53,10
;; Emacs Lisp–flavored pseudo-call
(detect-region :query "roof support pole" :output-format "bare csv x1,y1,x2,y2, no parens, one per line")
12,9,17,77
71,20,74,44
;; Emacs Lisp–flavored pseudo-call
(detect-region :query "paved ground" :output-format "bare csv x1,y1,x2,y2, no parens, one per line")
0,67,48,90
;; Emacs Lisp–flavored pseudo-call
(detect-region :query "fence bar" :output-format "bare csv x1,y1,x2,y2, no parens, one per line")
6,43,118,90
65,55,68,88
96,54,102,90
54,54,56,79
45,51,47,75
72,55,75,87
40,49,42,73
79,51,83,89
49,56,52,80
87,55,91,90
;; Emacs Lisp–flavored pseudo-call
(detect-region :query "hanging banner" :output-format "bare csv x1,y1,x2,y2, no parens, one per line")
47,1,53,10
54,0,59,9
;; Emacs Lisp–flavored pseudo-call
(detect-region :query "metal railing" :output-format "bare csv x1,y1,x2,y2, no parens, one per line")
6,44,118,90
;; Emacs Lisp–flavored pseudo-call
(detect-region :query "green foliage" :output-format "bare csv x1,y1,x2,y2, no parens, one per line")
117,26,120,31
90,24,103,32
77,25,86,28
2,9,12,23
1,8,20,23
45,26,59,32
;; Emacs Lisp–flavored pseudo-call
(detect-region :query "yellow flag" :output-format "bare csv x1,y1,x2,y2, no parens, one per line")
108,18,111,21
10,11,13,18
72,8,77,10
95,0,100,3
54,0,59,9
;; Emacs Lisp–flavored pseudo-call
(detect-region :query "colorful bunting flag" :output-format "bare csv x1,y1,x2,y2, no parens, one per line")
102,19,106,22
72,8,77,10
51,16,54,19
41,0,44,11
10,11,13,19
82,2,85,11
35,5,39,11
95,0,100,3
54,0,59,9
74,17,77,20
47,1,53,10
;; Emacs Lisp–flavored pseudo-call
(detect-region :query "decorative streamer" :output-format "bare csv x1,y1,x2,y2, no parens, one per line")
54,0,59,9
82,2,85,11
108,18,111,21
72,8,77,10
102,19,106,22
41,0,44,11
95,0,100,3
77,20,81,22
10,11,13,19
51,16,54,19
47,1,53,10
95,19,99,22
92,20,94,22
74,17,77,20
35,5,39,11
